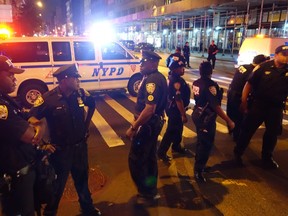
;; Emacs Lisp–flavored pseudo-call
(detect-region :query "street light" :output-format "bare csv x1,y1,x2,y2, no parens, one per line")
36,1,43,8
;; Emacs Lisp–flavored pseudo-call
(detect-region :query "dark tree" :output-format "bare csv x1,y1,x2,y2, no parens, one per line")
12,0,43,36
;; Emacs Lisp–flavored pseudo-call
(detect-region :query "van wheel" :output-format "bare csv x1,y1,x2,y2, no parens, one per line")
19,84,47,108
127,74,142,97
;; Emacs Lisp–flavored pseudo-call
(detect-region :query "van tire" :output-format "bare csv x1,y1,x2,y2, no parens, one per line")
127,74,142,97
19,84,47,108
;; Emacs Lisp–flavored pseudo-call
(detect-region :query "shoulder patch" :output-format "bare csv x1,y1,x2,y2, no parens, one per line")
174,82,181,91
209,86,217,96
0,105,8,120
33,96,44,107
238,66,247,73
146,83,156,94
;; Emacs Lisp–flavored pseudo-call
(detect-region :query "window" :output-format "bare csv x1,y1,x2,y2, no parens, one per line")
101,42,133,60
52,42,72,61
0,42,49,63
74,41,95,61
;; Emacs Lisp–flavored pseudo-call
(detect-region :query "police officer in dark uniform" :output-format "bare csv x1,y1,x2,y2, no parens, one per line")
234,45,288,169
166,47,183,68
207,40,218,69
227,54,269,141
192,61,234,182
29,64,101,215
158,54,190,162
0,55,45,216
126,50,167,205
183,42,191,68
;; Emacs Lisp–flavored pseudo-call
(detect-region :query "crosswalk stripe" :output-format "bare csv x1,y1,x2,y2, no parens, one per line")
104,95,134,123
88,108,125,147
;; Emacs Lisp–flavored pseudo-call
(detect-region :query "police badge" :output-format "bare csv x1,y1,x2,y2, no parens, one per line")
0,105,8,120
146,83,156,94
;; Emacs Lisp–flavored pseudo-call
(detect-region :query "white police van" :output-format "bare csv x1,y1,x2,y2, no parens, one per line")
0,37,142,107
237,37,288,67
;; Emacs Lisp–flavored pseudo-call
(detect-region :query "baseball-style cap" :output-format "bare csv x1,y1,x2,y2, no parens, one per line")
0,55,25,74
168,53,186,70
253,54,270,64
140,50,162,63
53,64,81,81
275,45,288,55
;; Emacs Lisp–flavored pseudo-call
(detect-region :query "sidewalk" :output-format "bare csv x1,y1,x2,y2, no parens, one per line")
157,49,238,63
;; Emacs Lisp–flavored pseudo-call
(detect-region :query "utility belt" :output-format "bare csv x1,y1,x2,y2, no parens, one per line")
0,164,33,193
54,139,86,150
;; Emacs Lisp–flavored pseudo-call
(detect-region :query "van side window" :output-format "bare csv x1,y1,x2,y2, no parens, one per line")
74,41,95,61
52,42,72,61
102,42,133,60
0,42,49,63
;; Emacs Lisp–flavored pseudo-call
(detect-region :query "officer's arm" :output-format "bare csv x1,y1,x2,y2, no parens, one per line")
132,103,156,130
20,124,39,145
28,116,46,144
215,105,234,131
175,97,187,123
240,82,252,113
85,106,95,132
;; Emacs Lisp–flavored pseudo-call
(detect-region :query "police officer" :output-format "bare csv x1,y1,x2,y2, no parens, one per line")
192,61,234,182
207,40,219,69
29,64,101,216
158,54,190,162
126,50,167,205
166,47,183,68
227,54,269,141
183,42,191,68
234,45,288,169
0,55,45,216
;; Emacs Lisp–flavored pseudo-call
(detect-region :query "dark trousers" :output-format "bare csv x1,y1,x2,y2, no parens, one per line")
184,54,190,67
207,55,216,69
128,117,163,197
226,91,243,141
44,143,94,216
235,102,283,159
192,115,216,171
2,170,36,216
158,115,183,155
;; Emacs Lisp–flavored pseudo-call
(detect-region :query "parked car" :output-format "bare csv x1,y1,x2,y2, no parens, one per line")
119,40,135,50
134,42,155,52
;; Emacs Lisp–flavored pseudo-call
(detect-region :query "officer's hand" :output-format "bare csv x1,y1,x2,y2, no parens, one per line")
32,124,46,145
227,120,235,134
40,144,56,154
126,127,136,141
182,115,188,123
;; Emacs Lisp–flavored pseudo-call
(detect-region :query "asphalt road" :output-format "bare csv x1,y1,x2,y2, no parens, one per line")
56,55,288,216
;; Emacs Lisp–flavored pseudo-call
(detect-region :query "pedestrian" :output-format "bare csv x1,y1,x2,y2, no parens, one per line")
183,42,191,68
166,47,183,68
157,54,191,162
234,45,288,169
227,54,269,141
192,61,234,182
0,55,45,216
126,50,167,205
29,64,101,216
207,40,219,69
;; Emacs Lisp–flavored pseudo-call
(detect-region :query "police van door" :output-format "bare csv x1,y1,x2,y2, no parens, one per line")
98,42,137,91
72,40,100,91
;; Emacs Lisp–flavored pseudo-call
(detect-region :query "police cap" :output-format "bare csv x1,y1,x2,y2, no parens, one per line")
275,45,288,56
253,54,270,64
0,55,24,74
53,64,81,81
168,53,186,70
199,61,213,77
141,50,162,63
